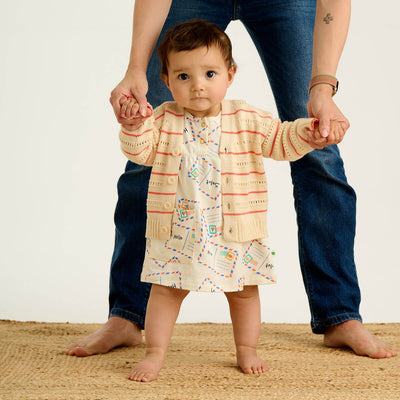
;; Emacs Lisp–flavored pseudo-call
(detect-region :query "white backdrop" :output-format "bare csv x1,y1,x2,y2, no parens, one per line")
0,1,399,325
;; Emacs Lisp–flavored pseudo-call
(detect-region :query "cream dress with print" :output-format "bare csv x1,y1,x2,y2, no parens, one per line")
141,112,276,292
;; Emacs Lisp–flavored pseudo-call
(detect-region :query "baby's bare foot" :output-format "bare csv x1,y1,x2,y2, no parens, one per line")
324,320,397,359
236,345,268,374
65,316,142,356
128,349,165,382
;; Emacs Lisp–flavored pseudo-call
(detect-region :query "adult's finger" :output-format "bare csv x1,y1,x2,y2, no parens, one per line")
318,115,331,138
133,93,149,117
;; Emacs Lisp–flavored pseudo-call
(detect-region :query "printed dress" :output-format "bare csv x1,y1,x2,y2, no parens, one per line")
141,112,276,292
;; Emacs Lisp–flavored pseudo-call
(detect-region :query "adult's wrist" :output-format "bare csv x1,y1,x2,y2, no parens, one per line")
125,63,147,78
309,74,339,96
309,83,335,98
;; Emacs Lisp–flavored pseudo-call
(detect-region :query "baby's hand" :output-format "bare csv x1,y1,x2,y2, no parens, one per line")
307,120,347,149
120,96,142,120
120,96,152,131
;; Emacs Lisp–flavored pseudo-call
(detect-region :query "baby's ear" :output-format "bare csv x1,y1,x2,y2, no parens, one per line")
227,65,237,87
162,74,170,89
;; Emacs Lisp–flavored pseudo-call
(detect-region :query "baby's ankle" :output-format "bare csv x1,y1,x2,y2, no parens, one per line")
145,346,168,360
236,344,258,355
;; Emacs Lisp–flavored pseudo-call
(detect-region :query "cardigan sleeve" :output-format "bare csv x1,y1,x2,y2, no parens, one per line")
261,118,317,161
119,105,165,166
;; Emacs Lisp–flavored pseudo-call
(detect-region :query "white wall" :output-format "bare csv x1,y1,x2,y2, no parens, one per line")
0,1,399,324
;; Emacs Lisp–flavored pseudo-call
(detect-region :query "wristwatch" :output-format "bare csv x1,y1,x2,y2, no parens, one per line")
309,75,339,96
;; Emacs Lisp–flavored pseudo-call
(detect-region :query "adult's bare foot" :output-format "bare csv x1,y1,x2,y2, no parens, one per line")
65,316,142,357
324,319,397,359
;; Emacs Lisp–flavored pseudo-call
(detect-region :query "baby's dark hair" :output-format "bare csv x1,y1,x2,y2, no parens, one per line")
158,19,235,77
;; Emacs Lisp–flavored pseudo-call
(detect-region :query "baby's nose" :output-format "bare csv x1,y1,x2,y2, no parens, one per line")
191,78,204,91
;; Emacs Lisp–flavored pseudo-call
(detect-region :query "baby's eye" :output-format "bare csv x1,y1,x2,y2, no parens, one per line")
178,73,189,80
206,71,216,78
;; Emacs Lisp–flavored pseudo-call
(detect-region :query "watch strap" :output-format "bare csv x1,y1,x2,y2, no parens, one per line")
309,74,339,96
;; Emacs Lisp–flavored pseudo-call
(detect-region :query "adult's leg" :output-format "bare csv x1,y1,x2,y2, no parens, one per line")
111,0,234,324
240,0,396,357
239,0,360,328
66,0,234,357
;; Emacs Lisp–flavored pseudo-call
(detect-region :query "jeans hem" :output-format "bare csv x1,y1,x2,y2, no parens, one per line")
109,308,145,330
311,313,363,334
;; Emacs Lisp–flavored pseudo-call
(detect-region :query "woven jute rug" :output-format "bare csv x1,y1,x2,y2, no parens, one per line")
0,320,399,400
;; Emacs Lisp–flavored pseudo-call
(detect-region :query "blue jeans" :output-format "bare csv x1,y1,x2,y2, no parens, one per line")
109,0,361,333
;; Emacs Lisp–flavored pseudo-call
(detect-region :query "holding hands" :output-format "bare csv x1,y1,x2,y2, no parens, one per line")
306,119,347,150
306,84,350,149
110,71,152,130
119,96,153,131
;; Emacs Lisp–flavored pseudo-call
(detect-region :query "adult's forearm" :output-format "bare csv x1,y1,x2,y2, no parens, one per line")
312,0,351,77
126,0,172,75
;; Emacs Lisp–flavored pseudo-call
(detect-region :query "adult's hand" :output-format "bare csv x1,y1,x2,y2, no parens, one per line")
110,69,149,125
307,84,350,146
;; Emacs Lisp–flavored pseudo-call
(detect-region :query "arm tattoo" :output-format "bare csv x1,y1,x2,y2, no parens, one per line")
323,13,334,24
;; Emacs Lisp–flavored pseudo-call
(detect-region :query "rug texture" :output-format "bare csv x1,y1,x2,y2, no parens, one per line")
0,320,399,400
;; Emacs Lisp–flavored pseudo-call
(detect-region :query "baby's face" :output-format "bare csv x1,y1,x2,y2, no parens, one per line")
162,45,236,118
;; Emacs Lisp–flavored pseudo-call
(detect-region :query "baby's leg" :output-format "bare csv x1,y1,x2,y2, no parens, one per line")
225,285,268,374
129,284,189,382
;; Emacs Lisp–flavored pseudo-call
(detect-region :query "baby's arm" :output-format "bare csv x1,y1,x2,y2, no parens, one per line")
262,117,347,161
262,118,317,161
119,102,160,166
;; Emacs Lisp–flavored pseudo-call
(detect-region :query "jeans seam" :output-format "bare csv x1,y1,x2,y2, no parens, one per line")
291,160,317,324
233,0,239,20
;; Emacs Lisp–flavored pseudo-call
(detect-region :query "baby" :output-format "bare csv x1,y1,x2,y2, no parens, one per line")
118,19,344,382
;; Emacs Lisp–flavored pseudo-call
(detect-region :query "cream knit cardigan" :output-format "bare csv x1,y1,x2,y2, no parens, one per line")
120,100,316,242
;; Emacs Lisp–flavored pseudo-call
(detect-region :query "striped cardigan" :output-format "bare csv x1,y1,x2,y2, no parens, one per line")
119,100,316,242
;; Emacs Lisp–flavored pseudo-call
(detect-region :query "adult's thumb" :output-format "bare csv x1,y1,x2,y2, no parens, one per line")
319,117,330,138
136,95,148,117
